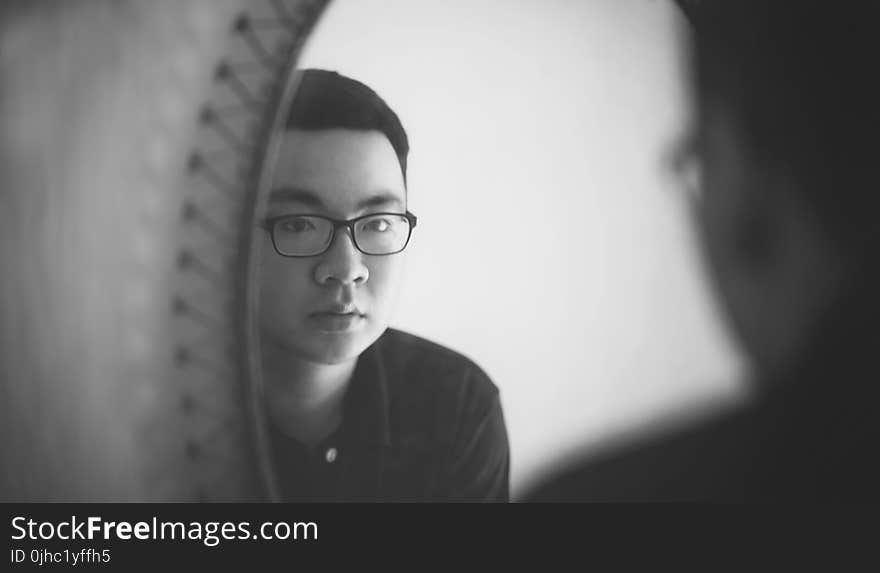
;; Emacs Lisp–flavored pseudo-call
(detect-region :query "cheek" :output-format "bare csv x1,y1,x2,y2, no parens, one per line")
702,153,751,263
697,107,752,266
258,255,314,317
695,174,740,300
365,257,405,309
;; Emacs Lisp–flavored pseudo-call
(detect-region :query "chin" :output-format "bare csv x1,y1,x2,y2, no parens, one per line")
294,330,378,366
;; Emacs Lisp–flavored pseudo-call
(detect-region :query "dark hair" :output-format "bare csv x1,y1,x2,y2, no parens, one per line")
285,69,410,185
686,1,878,256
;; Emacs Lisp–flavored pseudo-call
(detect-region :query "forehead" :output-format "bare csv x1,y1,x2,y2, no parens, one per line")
269,129,405,213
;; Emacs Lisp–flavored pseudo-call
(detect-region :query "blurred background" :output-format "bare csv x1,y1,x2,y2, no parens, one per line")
297,0,747,499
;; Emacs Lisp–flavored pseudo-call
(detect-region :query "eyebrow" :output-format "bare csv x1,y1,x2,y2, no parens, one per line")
269,187,324,207
268,187,405,211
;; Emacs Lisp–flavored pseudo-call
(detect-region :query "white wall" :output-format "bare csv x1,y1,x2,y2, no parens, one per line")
298,0,746,499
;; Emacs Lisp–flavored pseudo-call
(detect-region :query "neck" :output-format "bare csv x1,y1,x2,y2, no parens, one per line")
261,342,358,447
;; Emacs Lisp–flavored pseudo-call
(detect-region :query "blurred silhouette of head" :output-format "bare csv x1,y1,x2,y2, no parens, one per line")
682,1,878,380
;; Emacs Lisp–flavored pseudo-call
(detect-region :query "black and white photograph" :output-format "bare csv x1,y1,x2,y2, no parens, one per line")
2,0,877,519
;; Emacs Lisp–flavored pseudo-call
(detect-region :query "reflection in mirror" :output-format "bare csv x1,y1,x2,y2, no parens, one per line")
256,69,510,502
254,0,745,501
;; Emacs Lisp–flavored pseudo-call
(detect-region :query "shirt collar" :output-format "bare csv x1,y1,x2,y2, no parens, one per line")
342,333,392,447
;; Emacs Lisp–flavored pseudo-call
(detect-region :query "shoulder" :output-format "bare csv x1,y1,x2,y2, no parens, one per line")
373,328,501,409
522,409,754,502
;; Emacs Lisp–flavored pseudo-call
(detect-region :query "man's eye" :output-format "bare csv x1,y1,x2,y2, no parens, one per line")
280,217,317,233
361,218,391,233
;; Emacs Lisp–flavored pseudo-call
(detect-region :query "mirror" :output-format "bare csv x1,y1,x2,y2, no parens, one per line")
252,0,745,501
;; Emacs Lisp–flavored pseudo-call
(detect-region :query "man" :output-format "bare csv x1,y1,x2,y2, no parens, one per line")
525,1,879,501
257,69,509,502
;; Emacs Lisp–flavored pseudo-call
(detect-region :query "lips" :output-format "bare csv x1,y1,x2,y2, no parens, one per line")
308,305,366,332
310,304,364,318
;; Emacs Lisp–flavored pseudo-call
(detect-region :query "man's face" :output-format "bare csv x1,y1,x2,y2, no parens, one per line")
258,129,408,365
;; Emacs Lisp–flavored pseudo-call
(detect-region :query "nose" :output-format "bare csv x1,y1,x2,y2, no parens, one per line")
314,227,369,286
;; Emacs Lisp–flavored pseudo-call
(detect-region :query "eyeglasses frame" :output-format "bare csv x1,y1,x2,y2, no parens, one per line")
261,211,418,258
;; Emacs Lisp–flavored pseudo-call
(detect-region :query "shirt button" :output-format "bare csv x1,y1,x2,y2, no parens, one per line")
325,447,338,463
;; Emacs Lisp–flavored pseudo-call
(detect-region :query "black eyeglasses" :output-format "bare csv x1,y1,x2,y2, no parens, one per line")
262,211,418,257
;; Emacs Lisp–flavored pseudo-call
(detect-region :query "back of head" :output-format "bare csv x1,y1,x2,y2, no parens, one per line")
687,1,879,268
285,69,410,185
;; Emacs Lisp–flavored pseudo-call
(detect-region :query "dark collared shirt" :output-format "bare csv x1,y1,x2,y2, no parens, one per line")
269,328,510,502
